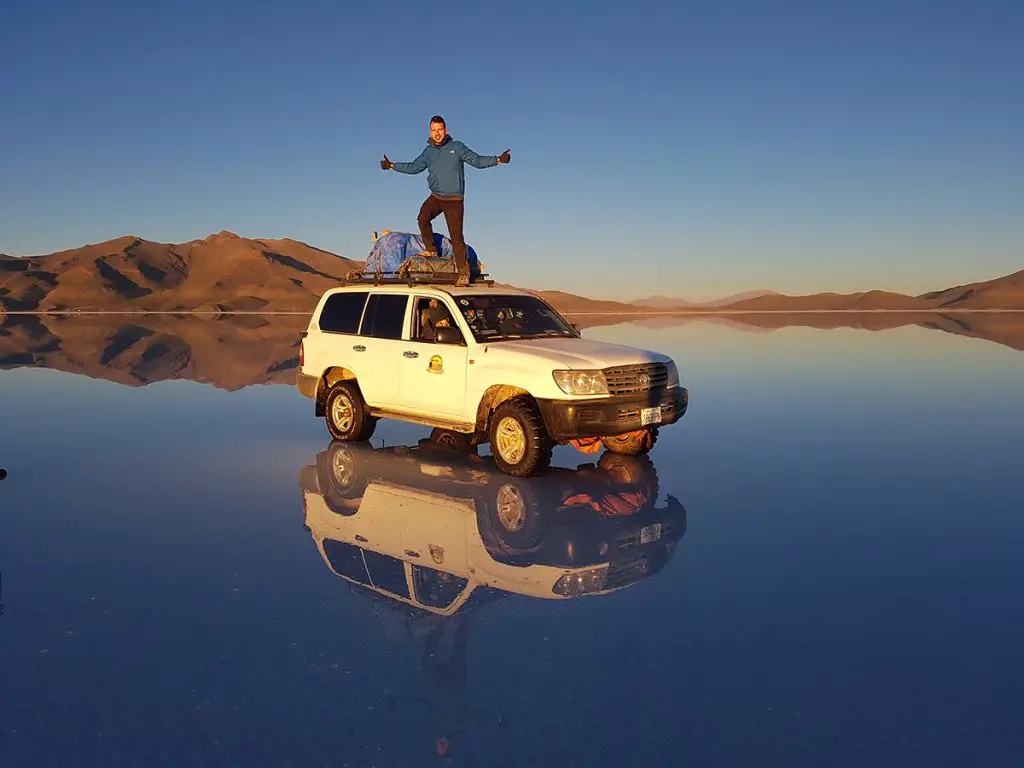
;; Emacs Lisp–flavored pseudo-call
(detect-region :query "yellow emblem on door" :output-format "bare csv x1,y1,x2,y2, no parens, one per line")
428,355,444,374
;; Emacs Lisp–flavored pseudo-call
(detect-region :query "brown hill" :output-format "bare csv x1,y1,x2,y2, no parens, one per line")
723,289,935,311
0,231,360,312
529,289,641,314
916,269,1024,310
2,232,1022,314
720,272,1024,311
630,290,778,309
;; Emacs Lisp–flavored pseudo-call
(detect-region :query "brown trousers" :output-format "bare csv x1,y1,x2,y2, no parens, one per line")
417,194,468,273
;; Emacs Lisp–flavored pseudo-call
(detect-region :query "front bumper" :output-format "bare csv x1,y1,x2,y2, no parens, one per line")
296,372,318,399
536,386,688,442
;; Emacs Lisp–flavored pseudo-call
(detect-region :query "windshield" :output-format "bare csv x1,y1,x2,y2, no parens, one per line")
454,294,577,342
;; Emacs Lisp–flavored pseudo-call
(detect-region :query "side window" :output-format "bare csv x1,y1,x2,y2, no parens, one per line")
413,297,457,342
360,294,409,340
412,565,469,609
362,551,410,598
323,540,370,584
319,292,367,334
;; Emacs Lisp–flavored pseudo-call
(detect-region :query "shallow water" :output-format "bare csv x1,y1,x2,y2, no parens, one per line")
1,314,1022,766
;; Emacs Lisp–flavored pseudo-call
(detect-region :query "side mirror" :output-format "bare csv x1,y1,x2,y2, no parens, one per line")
435,326,464,345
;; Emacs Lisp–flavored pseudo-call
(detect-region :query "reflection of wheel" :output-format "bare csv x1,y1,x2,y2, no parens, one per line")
598,452,660,502
489,398,553,477
495,483,529,533
317,442,368,512
483,478,544,553
429,428,473,453
603,427,658,456
325,382,376,442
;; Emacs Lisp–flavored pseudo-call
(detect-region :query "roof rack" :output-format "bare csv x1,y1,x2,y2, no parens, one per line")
342,271,495,287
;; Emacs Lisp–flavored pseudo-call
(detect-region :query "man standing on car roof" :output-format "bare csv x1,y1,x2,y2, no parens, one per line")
381,115,510,286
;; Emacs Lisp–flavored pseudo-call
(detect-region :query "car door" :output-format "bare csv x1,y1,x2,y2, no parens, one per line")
308,290,369,378
398,295,469,420
353,292,410,408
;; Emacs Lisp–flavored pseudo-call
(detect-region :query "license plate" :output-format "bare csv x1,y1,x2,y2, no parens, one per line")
640,523,662,544
641,406,662,426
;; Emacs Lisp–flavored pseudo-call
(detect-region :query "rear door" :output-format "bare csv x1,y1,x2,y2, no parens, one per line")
306,290,368,378
354,292,410,408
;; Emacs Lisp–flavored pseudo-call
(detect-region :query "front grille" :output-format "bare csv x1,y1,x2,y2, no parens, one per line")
603,363,667,396
604,554,655,588
614,522,676,551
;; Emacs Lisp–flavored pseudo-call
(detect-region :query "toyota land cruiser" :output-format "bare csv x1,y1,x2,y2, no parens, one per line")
296,282,688,476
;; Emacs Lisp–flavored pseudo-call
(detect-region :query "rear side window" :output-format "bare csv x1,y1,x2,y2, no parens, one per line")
360,294,408,340
319,292,367,334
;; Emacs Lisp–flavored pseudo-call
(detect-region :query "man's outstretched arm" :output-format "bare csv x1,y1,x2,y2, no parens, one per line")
386,147,429,174
458,144,510,169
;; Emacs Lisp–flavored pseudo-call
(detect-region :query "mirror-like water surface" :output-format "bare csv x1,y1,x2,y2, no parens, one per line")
1,315,1022,766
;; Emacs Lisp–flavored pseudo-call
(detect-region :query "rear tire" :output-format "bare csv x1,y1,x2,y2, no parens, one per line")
603,427,658,456
489,398,553,477
325,382,376,442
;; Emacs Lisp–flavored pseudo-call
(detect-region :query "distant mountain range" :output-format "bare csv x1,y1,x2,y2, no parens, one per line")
1,232,1022,312
629,290,779,309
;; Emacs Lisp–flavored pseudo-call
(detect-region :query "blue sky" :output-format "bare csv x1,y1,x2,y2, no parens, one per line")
1,0,1021,300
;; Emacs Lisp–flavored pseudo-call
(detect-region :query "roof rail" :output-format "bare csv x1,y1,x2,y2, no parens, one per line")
342,270,494,287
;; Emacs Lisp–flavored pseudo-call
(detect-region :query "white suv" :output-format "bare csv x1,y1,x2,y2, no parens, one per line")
297,282,688,476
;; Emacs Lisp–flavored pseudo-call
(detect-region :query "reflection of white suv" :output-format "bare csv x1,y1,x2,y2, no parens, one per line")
297,283,688,476
299,436,687,615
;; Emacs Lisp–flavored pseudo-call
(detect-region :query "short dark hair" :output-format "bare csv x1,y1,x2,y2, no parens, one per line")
430,115,446,127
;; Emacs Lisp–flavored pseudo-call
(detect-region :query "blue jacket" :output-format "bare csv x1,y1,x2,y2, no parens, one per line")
392,135,498,199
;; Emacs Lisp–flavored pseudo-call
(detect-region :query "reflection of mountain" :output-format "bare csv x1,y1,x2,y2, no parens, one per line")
0,313,308,390
576,311,1024,352
3,307,1021,394
300,432,687,616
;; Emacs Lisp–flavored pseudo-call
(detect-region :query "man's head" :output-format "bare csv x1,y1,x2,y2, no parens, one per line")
429,115,447,144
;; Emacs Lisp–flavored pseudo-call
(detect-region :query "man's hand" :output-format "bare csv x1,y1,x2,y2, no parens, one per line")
380,154,394,170
497,149,511,164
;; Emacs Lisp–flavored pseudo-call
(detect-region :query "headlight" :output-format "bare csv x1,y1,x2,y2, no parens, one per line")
553,566,609,596
552,369,608,396
665,360,680,388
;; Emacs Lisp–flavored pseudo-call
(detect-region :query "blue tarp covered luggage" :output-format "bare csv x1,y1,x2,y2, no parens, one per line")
360,232,482,278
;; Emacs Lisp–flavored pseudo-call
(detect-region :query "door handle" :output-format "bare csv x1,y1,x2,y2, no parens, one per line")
352,345,366,352
403,350,419,358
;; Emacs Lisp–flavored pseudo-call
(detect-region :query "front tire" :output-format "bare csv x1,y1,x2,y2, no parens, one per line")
603,427,658,456
325,382,376,442
489,398,553,477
